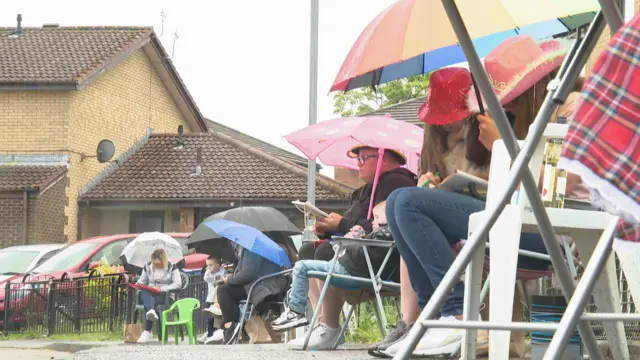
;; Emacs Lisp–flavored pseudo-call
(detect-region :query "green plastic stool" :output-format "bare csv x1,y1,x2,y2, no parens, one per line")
161,298,200,345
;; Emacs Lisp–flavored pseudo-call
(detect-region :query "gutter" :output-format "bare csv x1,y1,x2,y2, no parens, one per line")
22,191,28,245
0,83,77,91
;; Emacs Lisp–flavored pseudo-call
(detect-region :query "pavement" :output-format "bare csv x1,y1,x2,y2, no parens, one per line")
0,348,72,360
0,339,635,360
74,343,374,360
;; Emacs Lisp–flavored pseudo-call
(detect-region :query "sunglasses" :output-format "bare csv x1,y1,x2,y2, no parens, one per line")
356,154,379,166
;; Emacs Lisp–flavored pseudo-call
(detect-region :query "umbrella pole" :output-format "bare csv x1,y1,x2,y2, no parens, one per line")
306,0,320,205
366,147,386,220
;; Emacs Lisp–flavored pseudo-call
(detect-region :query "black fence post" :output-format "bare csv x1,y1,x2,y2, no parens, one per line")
74,279,82,333
109,277,116,332
4,282,10,333
47,280,56,335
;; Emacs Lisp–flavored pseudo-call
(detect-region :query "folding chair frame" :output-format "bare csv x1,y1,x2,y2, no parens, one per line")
301,237,400,351
392,2,640,360
231,269,294,345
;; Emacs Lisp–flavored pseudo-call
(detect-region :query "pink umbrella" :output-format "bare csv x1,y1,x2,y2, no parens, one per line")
285,114,423,219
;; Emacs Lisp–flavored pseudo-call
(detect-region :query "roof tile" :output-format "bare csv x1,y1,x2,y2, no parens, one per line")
81,132,352,201
361,96,426,125
0,26,152,84
0,165,66,191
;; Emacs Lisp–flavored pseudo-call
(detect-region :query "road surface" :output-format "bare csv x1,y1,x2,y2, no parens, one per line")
0,348,71,360
74,344,373,360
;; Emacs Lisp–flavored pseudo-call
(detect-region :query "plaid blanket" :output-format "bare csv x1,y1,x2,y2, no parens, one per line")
558,13,640,242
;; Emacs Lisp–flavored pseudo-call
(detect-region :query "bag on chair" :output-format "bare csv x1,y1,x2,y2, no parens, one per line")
123,323,144,343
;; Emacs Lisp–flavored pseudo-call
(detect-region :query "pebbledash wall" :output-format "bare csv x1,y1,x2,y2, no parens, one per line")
0,48,194,242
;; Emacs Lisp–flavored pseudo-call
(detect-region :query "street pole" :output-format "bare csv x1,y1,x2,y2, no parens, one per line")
307,0,319,205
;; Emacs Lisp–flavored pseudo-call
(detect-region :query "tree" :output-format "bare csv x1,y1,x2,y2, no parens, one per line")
333,73,431,116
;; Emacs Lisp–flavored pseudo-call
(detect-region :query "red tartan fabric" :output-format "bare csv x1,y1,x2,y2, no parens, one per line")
559,13,640,242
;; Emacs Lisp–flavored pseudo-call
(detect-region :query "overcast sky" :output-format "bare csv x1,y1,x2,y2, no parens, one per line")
2,0,399,176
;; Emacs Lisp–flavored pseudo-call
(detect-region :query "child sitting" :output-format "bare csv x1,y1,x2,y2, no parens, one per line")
198,256,225,344
271,201,392,331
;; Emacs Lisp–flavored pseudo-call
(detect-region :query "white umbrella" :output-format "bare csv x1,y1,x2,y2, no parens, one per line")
120,232,184,274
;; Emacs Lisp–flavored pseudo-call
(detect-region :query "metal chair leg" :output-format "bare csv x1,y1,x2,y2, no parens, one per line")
333,305,356,350
543,219,619,360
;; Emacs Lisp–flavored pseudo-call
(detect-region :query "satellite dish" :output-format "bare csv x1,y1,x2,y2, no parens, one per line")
96,140,115,163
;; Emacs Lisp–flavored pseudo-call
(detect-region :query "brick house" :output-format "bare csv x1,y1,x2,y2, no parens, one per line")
77,131,352,237
0,24,208,245
0,163,67,246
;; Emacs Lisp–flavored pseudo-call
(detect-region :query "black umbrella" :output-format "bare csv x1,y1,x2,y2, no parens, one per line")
186,206,301,258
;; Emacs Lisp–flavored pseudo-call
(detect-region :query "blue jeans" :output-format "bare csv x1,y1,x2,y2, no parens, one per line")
386,187,548,317
141,290,166,331
288,259,349,314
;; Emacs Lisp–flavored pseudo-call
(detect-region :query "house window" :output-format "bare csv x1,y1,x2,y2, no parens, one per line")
130,211,165,233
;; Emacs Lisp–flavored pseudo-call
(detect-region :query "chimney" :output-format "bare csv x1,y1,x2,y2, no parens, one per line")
42,23,60,28
174,125,184,149
194,147,202,176
16,14,23,35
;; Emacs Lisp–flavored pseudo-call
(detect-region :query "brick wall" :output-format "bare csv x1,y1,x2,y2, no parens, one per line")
32,175,68,244
63,49,195,241
0,92,70,153
0,196,25,248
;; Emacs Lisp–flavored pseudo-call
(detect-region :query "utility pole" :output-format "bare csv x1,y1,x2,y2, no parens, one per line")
307,0,319,205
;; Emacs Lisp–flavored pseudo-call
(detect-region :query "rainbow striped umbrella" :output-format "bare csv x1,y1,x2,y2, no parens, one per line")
331,0,598,92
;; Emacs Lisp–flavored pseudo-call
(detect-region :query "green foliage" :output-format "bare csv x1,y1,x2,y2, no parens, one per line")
345,298,400,343
333,74,431,116
84,260,125,312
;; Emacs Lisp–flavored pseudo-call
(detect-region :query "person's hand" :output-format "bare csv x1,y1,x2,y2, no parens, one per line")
418,172,441,188
477,112,501,151
223,275,229,285
323,213,343,232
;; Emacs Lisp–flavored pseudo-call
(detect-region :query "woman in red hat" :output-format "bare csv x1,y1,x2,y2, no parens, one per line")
380,35,586,358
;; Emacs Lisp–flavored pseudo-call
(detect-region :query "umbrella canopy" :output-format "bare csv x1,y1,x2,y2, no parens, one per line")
203,220,292,268
119,232,185,275
186,207,301,257
284,114,423,174
330,0,598,92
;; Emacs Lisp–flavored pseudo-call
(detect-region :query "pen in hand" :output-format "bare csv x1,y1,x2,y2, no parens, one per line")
421,171,441,188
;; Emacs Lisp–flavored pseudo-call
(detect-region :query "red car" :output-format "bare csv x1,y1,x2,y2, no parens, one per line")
0,233,207,326
25,233,206,280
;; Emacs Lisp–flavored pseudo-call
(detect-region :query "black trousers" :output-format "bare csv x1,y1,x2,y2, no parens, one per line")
217,284,247,324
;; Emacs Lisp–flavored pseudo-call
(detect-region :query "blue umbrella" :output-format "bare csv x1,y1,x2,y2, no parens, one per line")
343,14,595,91
203,220,292,268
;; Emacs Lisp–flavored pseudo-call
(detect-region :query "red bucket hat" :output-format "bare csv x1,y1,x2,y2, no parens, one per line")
417,67,473,125
467,35,570,112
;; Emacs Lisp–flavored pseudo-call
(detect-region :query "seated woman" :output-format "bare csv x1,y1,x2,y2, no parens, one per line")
271,201,392,337
217,244,287,344
382,35,586,358
136,248,182,343
293,148,415,348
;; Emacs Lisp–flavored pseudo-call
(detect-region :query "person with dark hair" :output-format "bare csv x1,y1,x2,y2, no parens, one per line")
198,255,225,344
217,245,287,343
383,36,587,358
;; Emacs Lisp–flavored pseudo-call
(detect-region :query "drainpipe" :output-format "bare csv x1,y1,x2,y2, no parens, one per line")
77,201,87,241
22,191,28,245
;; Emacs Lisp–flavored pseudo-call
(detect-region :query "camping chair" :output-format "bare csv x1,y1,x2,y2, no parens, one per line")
298,236,400,351
228,269,294,345
132,271,190,341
